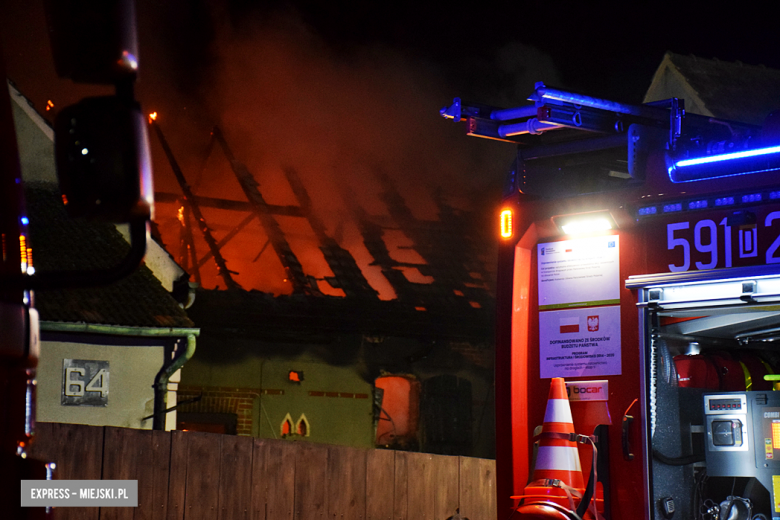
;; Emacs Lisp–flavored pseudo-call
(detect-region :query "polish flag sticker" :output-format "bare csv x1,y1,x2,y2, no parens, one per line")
559,317,579,334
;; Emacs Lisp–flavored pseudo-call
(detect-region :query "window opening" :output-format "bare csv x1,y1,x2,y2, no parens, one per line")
375,375,420,449
296,414,310,436
280,413,293,437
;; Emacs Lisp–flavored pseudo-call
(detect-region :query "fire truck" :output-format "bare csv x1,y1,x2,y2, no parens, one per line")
443,85,780,520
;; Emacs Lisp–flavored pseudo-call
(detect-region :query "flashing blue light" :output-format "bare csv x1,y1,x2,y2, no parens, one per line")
669,144,780,183
715,197,735,206
663,203,682,213
688,200,708,210
638,206,657,216
742,193,762,203
771,191,780,200
20,216,29,225
676,145,780,168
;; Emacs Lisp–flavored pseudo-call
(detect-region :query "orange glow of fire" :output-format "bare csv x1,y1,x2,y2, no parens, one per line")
375,376,420,445
148,112,158,124
45,100,54,112
177,206,185,224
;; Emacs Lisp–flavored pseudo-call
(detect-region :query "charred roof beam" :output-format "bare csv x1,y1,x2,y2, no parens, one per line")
151,121,242,290
212,127,314,295
154,192,303,216
282,167,378,299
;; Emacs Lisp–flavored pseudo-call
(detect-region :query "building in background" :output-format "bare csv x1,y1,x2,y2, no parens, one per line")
9,81,199,431
645,52,780,125
148,120,498,457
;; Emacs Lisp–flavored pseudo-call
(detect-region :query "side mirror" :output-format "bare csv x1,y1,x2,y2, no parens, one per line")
1,0,154,290
54,96,153,222
44,0,138,84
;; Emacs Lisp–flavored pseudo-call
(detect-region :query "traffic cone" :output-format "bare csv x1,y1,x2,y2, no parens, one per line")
522,377,585,510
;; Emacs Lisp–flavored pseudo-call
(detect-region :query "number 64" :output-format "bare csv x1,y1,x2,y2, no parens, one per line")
65,367,109,398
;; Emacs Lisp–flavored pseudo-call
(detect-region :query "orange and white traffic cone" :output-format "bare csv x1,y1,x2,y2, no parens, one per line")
521,377,586,513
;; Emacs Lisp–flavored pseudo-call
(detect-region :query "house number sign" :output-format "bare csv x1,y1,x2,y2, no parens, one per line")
62,359,109,406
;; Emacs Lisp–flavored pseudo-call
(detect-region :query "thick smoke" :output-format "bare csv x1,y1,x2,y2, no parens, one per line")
0,1,564,297
493,42,563,107
146,6,565,295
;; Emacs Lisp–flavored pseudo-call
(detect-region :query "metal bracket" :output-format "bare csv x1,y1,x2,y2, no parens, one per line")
669,98,685,151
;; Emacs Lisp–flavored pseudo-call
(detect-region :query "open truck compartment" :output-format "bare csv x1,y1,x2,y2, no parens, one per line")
633,271,780,520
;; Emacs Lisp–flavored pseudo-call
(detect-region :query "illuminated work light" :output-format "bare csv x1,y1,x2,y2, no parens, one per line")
561,218,612,235
500,209,513,238
553,211,615,236
668,145,780,183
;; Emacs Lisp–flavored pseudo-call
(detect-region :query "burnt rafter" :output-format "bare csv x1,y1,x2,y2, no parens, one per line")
339,185,422,304
283,167,378,299
211,127,315,295
178,202,201,284
152,121,242,290
340,185,397,269
196,212,256,269
374,170,493,308
154,191,303,216
430,188,494,291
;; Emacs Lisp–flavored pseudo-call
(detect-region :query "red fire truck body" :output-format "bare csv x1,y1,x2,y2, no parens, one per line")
444,87,780,520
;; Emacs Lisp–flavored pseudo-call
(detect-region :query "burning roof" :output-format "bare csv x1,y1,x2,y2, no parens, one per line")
150,120,497,341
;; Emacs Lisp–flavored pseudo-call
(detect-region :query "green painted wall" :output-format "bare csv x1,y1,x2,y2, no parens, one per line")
257,358,374,447
181,333,495,457
181,353,374,448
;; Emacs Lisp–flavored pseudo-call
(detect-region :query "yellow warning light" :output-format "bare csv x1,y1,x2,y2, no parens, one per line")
19,235,28,273
500,209,513,238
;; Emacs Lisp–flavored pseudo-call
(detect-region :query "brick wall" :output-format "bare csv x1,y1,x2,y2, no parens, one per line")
177,385,260,436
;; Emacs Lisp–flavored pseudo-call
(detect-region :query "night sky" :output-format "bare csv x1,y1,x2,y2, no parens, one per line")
3,1,779,196
2,1,780,293
4,2,779,120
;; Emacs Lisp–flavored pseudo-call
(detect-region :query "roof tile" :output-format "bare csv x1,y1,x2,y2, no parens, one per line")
26,184,195,329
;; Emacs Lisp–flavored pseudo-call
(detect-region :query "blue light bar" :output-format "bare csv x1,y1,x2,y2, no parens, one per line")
637,187,780,219
677,145,780,167
669,145,780,183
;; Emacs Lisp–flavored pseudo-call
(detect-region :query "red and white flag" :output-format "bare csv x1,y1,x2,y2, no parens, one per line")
559,316,579,334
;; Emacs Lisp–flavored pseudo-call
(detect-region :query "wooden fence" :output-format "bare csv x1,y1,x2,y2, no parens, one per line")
27,423,496,520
